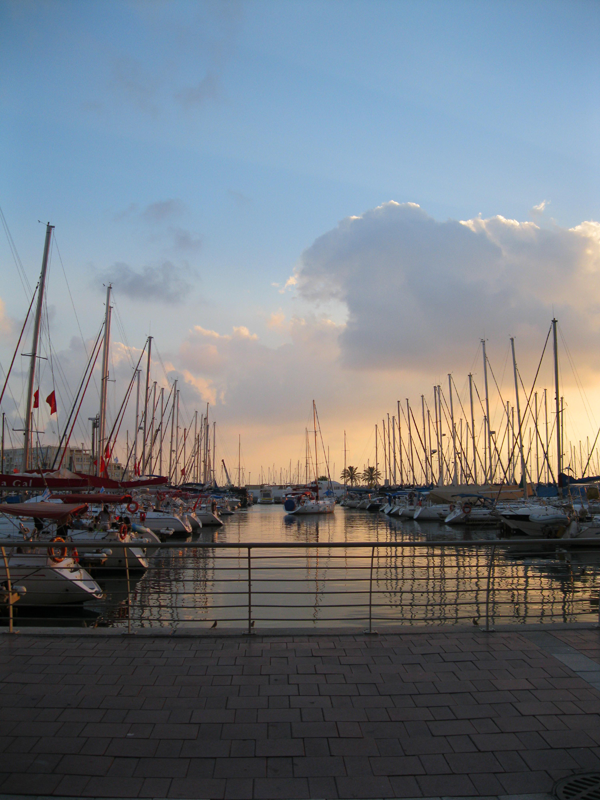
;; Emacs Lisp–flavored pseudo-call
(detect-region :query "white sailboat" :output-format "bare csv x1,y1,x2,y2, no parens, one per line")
284,402,335,516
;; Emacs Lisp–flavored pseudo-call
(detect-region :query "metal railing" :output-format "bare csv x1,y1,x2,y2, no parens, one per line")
1,539,599,633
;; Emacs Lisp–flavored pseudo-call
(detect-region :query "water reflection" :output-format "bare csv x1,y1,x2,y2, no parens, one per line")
17,505,596,630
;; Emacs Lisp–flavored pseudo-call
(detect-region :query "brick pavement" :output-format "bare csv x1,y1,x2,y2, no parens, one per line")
0,628,598,798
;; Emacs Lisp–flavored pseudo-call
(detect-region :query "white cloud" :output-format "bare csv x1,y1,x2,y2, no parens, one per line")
295,201,600,374
531,199,549,217
95,261,194,305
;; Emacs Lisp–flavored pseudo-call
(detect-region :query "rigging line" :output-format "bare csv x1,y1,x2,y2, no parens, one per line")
56,339,104,471
559,326,597,432
105,348,150,454
42,291,58,444
50,326,104,469
52,234,89,359
313,404,332,484
0,204,32,297
514,327,554,481
0,362,25,429
153,344,174,387
0,284,38,408
437,387,474,482
112,295,136,371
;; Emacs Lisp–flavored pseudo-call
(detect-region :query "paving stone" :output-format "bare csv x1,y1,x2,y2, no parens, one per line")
417,772,477,796
256,738,304,757
266,755,294,777
253,776,311,798
224,777,254,799
371,755,425,775
336,774,395,797
214,756,267,778
133,756,190,778
292,754,346,777
169,777,226,798
80,775,145,797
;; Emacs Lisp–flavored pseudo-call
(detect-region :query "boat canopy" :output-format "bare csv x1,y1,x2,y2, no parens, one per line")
0,502,88,521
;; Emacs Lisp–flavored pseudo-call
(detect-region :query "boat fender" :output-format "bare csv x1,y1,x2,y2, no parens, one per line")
140,511,146,523
127,501,139,514
48,537,66,563
119,524,128,541
284,498,296,512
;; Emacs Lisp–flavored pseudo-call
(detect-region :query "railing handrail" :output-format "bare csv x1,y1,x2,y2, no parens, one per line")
6,537,598,549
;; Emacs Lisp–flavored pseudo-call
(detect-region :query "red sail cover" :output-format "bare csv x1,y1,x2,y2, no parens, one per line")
50,493,133,505
0,502,88,521
0,474,89,489
78,474,168,489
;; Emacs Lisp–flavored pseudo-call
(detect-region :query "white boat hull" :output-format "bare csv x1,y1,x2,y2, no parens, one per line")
0,552,103,605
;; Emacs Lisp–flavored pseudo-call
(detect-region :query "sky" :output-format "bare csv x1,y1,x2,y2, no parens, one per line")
1,0,600,483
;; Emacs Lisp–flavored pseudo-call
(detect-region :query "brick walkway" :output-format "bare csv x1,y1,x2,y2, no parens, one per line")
0,628,599,799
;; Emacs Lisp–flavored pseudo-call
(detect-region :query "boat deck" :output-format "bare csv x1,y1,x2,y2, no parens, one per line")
0,626,599,799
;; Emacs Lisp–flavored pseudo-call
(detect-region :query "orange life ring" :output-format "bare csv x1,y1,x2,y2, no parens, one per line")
139,511,146,523
449,503,455,512
127,501,139,514
48,537,66,563
119,524,128,541
463,503,472,515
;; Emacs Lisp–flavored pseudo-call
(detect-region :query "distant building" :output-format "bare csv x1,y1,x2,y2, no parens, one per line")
1,446,128,481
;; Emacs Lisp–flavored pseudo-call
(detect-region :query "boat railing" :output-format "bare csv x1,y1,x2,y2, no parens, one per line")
2,539,599,634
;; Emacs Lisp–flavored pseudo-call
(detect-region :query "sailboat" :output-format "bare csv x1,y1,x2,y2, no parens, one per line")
284,402,335,516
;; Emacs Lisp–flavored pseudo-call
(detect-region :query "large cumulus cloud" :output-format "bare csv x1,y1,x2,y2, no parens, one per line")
295,202,600,375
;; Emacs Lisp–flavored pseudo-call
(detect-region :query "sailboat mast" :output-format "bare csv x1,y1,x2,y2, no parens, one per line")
22,223,54,471
552,318,562,496
141,336,152,475
97,284,112,476
510,337,528,500
313,401,319,499
448,375,458,485
134,369,141,473
482,339,492,485
159,387,164,477
397,400,404,484
406,399,415,484
168,380,176,481
468,374,477,485
375,423,378,486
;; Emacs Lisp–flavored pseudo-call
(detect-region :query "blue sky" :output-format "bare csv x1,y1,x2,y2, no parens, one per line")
2,0,600,477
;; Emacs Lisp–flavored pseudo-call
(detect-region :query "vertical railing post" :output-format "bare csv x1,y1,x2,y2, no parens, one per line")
247,547,252,634
364,545,377,634
484,544,496,633
125,543,132,635
1,547,13,634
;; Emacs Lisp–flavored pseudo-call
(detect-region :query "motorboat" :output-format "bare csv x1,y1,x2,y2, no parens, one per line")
413,503,453,522
0,548,103,605
0,500,103,605
499,503,570,537
128,509,192,537
66,526,149,571
258,487,275,504
284,493,335,515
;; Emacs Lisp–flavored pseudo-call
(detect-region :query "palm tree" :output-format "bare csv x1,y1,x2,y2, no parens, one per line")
361,465,381,488
340,466,360,486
